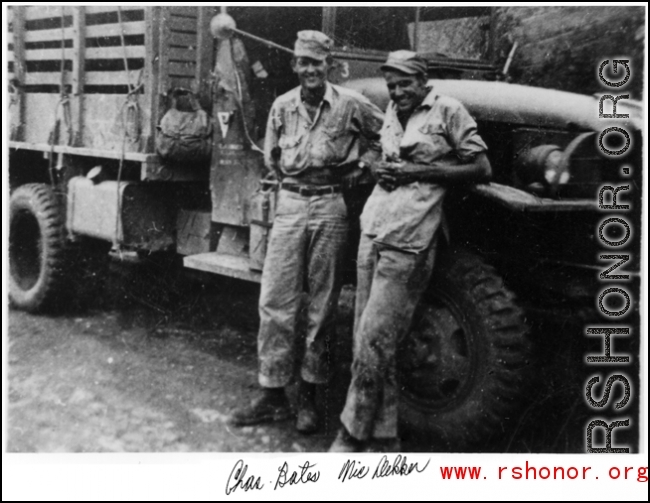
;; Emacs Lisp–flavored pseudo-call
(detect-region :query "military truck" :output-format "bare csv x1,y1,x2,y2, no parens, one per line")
8,6,642,449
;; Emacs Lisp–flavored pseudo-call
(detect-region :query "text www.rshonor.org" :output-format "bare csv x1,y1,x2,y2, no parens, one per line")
437,464,648,481
443,463,648,481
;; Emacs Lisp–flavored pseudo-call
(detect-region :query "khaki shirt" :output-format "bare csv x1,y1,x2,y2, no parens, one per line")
264,83,384,177
361,88,487,253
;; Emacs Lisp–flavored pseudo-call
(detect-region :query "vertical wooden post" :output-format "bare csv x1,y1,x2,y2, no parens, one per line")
12,6,26,141
196,6,216,107
145,7,161,153
322,7,337,39
157,7,170,99
71,6,85,147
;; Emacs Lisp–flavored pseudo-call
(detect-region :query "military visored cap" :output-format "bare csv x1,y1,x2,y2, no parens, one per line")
294,30,333,61
381,50,428,75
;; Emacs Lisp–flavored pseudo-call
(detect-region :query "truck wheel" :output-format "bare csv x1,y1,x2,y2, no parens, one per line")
9,183,67,312
398,250,532,450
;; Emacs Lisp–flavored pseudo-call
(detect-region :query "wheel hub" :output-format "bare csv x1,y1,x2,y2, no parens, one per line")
10,209,42,291
399,293,474,408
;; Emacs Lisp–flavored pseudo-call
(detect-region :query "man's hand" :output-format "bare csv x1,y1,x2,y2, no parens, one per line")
371,160,415,191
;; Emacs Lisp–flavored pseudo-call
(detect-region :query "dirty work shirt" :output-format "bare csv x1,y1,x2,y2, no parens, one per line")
263,82,383,176
257,83,383,388
361,88,487,252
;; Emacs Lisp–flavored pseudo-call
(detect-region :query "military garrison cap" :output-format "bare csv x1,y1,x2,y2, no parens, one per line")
294,30,333,61
380,50,428,75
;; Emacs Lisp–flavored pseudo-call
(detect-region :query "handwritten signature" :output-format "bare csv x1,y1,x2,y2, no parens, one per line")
225,459,320,495
339,455,430,482
274,461,320,489
226,455,428,494
226,460,264,495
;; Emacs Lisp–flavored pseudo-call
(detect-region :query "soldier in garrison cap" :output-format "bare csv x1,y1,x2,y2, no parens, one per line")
330,50,492,452
230,30,384,435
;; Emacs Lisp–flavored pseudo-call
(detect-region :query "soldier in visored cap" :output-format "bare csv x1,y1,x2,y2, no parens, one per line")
230,30,384,434
330,50,492,452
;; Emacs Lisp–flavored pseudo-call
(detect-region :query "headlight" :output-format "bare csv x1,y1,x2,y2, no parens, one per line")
514,132,595,197
515,144,569,195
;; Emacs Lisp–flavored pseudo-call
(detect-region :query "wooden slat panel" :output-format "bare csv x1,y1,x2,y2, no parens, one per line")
11,6,26,141
25,6,74,20
71,6,85,145
168,61,196,77
8,32,15,44
84,71,138,86
82,94,151,153
8,5,13,24
144,7,161,153
168,6,197,17
24,48,73,61
169,47,196,62
8,51,15,62
23,93,79,144
169,32,197,48
86,45,146,59
169,76,195,91
23,27,75,43
196,7,216,108
169,15,198,33
158,8,171,97
24,72,68,86
85,6,145,15
85,21,146,39
9,140,156,162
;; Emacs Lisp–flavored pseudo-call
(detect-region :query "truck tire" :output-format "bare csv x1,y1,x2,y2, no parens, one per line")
9,183,68,312
398,249,532,450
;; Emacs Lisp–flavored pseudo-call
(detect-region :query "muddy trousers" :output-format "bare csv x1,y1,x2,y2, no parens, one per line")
257,189,348,388
340,233,437,440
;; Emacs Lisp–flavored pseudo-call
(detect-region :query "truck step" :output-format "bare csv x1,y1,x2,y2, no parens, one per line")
183,252,262,283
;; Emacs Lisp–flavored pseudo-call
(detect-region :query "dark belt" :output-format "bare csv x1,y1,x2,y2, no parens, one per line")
281,183,342,197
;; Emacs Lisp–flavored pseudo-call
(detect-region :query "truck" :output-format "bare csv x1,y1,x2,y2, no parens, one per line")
8,6,642,449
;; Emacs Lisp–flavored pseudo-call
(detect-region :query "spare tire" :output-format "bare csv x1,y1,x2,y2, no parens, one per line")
9,183,68,312
398,249,532,450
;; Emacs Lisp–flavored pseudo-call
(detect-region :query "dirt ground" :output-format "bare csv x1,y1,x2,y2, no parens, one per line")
6,255,599,453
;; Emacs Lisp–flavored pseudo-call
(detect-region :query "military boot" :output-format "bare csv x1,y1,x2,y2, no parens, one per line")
229,387,292,426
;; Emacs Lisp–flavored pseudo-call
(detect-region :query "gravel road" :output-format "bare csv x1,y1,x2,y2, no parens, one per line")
6,256,597,453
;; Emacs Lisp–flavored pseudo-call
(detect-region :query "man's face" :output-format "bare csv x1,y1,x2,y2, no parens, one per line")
293,56,329,91
383,70,428,115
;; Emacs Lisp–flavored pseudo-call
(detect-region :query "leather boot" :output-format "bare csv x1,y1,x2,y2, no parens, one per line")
229,387,292,426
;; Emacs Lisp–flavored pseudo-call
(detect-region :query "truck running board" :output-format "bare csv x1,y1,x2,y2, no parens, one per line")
183,253,262,283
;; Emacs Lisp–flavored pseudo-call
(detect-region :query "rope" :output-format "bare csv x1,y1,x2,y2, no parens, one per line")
112,100,129,253
47,7,73,186
231,27,293,55
112,7,143,253
231,48,263,154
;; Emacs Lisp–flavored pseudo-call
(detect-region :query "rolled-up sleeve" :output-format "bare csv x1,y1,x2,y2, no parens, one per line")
352,96,384,163
446,103,487,162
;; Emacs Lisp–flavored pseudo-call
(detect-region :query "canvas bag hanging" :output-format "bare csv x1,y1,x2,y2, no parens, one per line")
156,89,212,164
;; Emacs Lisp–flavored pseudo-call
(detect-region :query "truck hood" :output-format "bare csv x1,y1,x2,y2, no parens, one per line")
343,78,643,132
